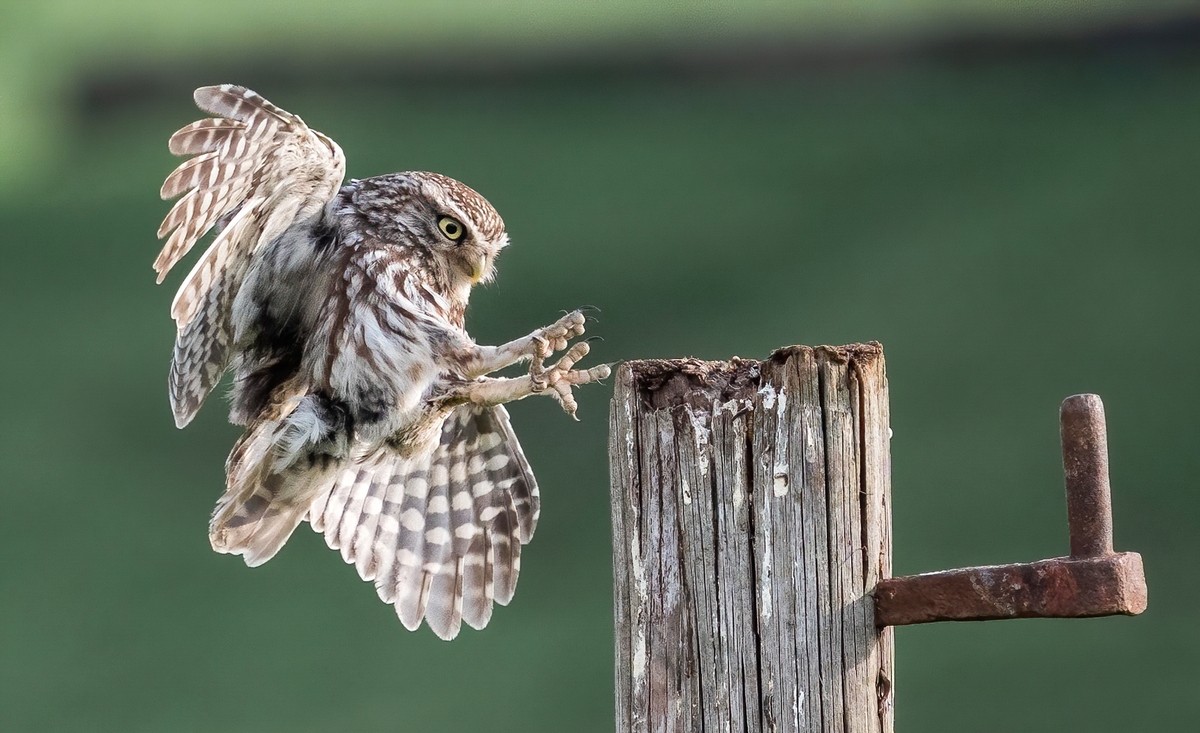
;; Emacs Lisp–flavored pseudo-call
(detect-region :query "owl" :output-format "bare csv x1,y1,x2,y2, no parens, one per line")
155,85,609,640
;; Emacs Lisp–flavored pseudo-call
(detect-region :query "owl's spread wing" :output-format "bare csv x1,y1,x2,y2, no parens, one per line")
156,84,345,427
308,405,540,640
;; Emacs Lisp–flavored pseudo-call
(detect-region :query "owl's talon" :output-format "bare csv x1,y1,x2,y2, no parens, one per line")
538,343,611,418
525,309,588,384
514,310,603,415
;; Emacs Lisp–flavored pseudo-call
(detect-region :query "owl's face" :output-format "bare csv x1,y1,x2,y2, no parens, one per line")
349,171,508,287
416,172,508,285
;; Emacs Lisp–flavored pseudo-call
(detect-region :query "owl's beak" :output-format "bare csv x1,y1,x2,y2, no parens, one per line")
469,254,490,284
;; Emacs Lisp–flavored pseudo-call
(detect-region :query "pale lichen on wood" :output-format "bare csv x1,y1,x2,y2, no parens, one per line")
610,344,894,733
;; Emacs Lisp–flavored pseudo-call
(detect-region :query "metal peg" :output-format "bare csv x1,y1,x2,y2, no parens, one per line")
873,394,1147,627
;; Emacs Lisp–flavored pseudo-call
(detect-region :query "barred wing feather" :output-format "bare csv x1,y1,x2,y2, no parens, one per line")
308,405,540,640
156,84,345,427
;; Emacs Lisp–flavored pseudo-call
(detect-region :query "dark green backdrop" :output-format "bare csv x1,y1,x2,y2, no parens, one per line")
2,43,1198,732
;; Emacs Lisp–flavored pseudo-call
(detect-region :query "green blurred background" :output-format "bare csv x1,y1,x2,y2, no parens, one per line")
2,2,1199,731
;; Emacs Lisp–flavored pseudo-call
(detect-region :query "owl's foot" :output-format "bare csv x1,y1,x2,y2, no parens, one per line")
449,342,609,416
542,310,588,351
528,310,587,383
528,309,586,390
458,309,588,380
450,310,605,414
530,341,611,420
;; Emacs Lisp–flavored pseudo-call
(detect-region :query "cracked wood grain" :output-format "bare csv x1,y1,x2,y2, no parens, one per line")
610,345,894,733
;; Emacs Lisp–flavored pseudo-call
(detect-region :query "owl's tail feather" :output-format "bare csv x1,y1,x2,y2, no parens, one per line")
211,390,346,567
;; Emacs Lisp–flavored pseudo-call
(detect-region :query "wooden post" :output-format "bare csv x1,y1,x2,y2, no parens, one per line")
609,344,894,733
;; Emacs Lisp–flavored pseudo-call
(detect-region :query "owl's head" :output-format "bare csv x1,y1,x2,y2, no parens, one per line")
348,171,509,288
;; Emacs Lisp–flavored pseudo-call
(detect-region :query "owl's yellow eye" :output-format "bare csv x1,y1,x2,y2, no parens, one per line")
438,216,464,241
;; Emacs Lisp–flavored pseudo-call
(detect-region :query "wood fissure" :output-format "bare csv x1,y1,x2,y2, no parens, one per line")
610,344,893,733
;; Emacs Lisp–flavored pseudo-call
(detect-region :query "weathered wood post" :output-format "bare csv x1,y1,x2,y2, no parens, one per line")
610,343,1148,732
609,344,894,733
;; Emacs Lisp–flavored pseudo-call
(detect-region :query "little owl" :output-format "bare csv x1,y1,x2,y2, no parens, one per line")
155,85,609,640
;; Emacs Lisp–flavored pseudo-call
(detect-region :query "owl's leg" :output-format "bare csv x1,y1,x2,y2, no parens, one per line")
444,341,610,419
457,310,587,379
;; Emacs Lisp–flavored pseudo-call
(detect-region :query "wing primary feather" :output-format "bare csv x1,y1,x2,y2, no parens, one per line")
309,467,354,533
168,282,230,427
351,459,402,581
160,152,218,200
167,118,242,156
461,529,493,630
388,463,432,622
421,439,459,639
490,497,520,606
194,85,294,126
334,457,379,559
321,468,364,551
365,468,410,604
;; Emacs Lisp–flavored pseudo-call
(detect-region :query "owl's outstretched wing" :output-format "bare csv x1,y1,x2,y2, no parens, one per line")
156,84,345,427
308,405,540,640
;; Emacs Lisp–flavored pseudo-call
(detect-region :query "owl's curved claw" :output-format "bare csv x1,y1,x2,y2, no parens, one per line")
526,309,588,385
540,341,611,420
522,309,605,414
574,305,602,324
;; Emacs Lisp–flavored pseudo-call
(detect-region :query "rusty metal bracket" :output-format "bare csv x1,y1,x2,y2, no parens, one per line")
874,394,1148,627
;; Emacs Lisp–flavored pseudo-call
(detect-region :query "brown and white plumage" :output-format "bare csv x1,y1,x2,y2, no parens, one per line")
158,86,345,428
155,85,608,639
308,405,537,638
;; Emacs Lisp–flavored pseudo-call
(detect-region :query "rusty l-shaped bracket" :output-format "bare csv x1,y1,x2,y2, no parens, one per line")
873,394,1148,627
